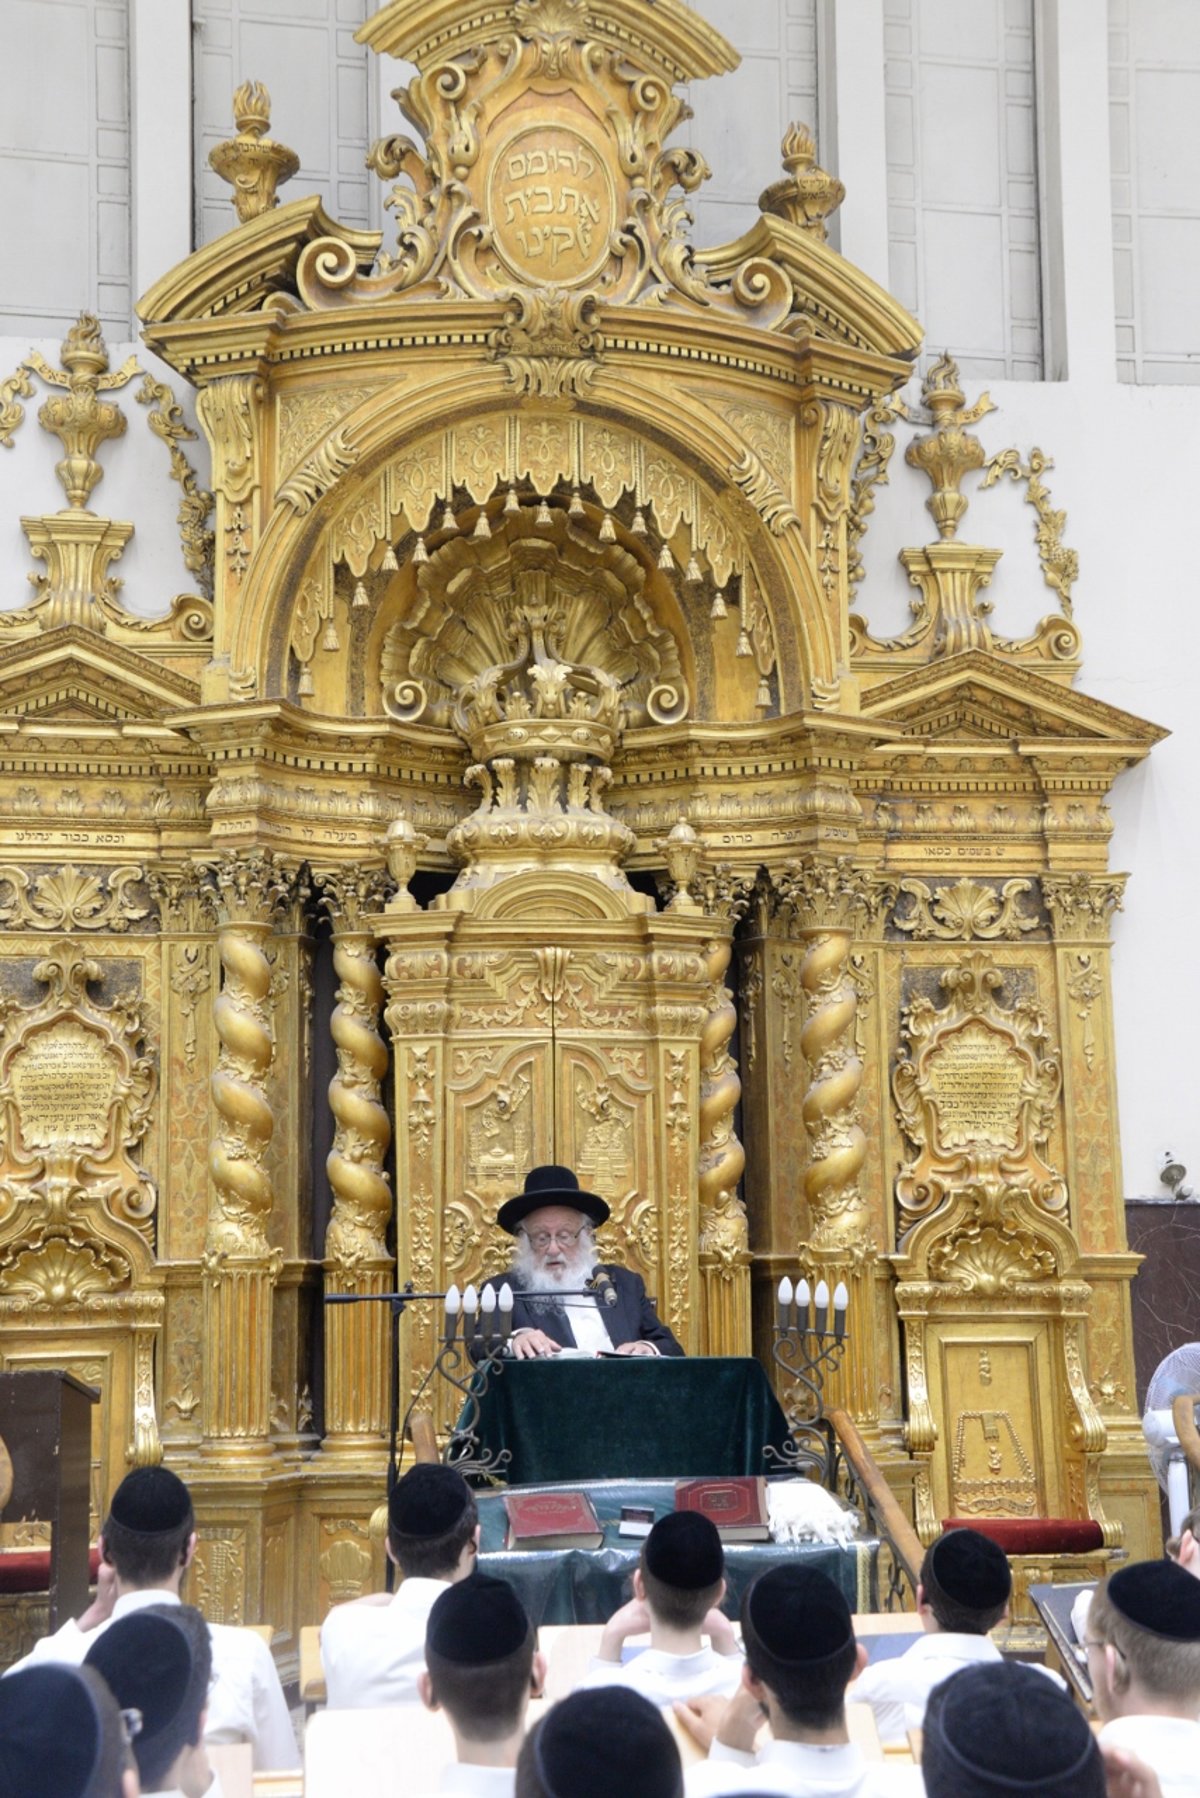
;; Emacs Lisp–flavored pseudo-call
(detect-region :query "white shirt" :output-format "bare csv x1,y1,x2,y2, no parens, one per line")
411,1767,517,1798
1099,1715,1200,1797
849,1631,1004,1745
685,1738,924,1795
7,1589,298,1770
321,1576,448,1710
581,1645,744,1706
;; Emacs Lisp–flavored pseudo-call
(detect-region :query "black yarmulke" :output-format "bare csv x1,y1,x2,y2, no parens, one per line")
108,1465,192,1533
644,1511,724,1589
745,1564,853,1664
532,1689,683,1798
1107,1559,1200,1641
427,1571,530,1664
389,1462,471,1538
922,1662,1104,1797
84,1610,194,1746
928,1527,1011,1610
0,1666,102,1798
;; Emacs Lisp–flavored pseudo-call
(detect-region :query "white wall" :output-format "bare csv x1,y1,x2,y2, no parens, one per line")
0,0,1195,1195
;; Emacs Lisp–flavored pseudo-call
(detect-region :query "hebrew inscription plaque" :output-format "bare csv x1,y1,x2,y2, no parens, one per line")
10,1021,118,1151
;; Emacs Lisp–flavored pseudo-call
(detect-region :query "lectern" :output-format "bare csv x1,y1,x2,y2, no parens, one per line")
0,1370,97,1627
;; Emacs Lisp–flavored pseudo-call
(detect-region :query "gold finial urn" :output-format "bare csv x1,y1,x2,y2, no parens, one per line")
209,81,299,222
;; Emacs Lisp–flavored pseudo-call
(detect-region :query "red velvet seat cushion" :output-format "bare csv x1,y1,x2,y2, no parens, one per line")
0,1547,101,1593
941,1518,1104,1554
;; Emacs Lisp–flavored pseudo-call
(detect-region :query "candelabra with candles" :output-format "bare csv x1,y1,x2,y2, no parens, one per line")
434,1280,516,1482
764,1275,849,1485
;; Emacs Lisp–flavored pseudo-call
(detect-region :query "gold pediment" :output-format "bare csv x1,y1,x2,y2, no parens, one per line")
137,195,380,326
0,630,200,728
861,651,1166,753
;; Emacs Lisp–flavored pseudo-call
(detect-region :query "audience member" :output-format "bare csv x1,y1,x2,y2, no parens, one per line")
849,1527,1013,1743
1164,1506,1200,1578
0,1662,139,1798
1086,1559,1200,1797
412,1571,544,1797
321,1461,479,1709
6,1466,297,1770
85,1606,217,1798
516,1688,684,1798
921,1661,1104,1797
678,1565,920,1794
582,1513,742,1705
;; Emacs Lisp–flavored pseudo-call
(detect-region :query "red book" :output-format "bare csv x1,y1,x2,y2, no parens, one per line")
674,1477,771,1542
504,1489,604,1550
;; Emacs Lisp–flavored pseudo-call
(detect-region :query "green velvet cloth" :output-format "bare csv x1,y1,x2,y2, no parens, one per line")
475,1477,875,1624
468,1356,792,1484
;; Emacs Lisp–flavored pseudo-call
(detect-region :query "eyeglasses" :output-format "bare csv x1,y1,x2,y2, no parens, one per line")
522,1228,586,1251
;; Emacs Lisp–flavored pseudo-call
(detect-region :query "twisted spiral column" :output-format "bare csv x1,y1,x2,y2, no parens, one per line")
797,925,868,1245
202,854,289,1456
320,873,393,1455
697,934,751,1355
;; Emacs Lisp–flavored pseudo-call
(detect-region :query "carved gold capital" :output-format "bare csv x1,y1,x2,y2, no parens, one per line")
1041,874,1126,941
772,856,876,935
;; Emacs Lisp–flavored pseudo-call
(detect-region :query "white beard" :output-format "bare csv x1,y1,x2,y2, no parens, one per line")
511,1232,598,1295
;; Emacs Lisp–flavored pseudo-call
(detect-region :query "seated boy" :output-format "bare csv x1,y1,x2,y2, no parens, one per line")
582,1512,742,1706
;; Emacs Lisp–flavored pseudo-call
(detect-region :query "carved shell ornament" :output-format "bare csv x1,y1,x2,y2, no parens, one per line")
381,504,690,748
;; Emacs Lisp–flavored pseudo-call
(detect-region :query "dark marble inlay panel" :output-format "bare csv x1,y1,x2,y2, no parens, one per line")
1126,1199,1200,1409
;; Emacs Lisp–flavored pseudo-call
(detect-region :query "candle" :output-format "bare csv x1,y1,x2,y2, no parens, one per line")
833,1281,849,1341
499,1282,514,1342
481,1283,497,1345
777,1276,793,1334
796,1279,811,1333
444,1283,461,1347
463,1283,478,1317
814,1280,830,1337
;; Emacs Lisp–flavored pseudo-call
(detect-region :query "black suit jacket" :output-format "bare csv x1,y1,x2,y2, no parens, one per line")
485,1265,684,1357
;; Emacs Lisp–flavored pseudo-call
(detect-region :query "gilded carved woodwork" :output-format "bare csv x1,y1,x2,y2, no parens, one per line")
209,83,299,224
318,867,395,1454
0,0,1168,1647
849,356,1081,680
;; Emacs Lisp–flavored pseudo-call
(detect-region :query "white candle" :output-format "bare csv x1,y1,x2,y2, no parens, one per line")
833,1281,849,1340
463,1283,478,1317
444,1283,461,1346
814,1280,830,1334
777,1276,794,1333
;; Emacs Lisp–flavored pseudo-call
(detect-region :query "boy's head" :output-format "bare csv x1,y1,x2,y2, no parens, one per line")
516,1689,682,1798
387,1463,478,1579
637,1511,725,1630
100,1465,195,1586
922,1662,1104,1797
0,1663,138,1798
740,1565,860,1731
918,1528,1011,1635
85,1605,211,1792
421,1571,540,1744
1086,1559,1200,1719
1165,1505,1199,1562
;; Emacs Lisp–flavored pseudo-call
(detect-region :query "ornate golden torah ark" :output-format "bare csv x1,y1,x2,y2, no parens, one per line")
0,0,1163,1654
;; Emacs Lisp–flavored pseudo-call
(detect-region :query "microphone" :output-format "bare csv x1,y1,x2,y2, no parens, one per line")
588,1269,619,1309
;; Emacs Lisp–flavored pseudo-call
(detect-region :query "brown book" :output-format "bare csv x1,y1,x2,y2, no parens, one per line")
674,1476,771,1542
504,1489,604,1550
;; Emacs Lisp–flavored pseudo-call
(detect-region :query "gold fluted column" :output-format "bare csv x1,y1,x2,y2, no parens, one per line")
318,868,394,1457
201,851,290,1458
774,857,883,1422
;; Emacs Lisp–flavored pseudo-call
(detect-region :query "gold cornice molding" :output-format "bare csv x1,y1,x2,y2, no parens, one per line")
357,0,739,84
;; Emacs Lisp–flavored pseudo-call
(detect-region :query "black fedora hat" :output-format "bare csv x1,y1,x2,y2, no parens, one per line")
497,1165,610,1235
